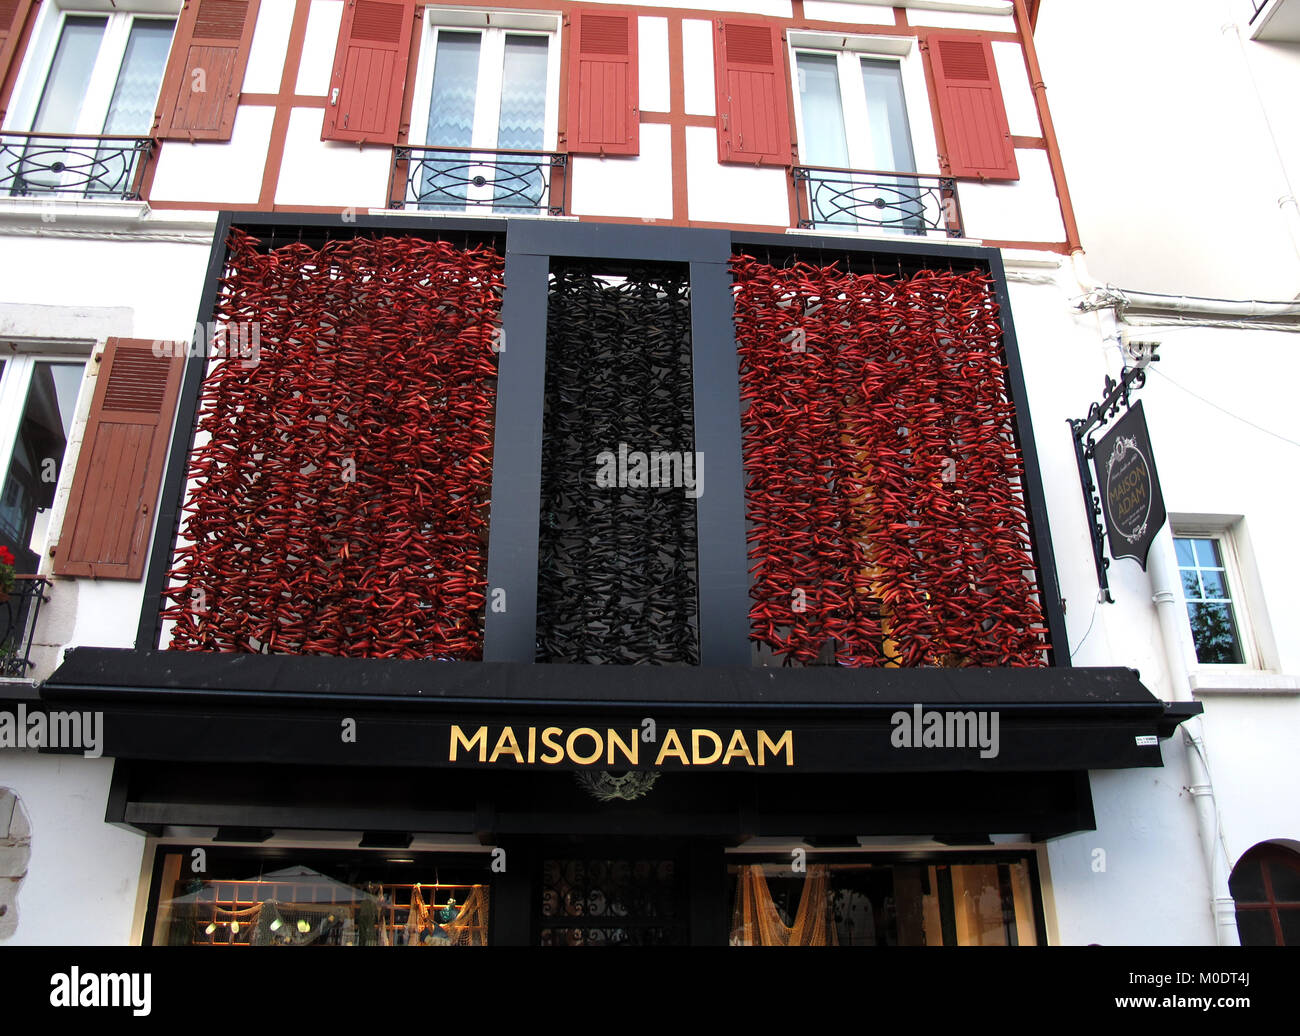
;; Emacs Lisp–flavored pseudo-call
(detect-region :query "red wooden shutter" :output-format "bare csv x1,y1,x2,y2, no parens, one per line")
0,0,37,124
53,338,186,581
928,34,1018,181
567,8,638,156
153,0,261,141
322,0,414,144
713,20,791,167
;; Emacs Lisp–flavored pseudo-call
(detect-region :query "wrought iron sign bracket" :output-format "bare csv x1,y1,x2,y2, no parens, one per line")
1067,360,1155,604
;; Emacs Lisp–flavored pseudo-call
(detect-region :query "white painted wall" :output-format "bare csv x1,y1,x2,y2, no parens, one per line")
243,0,298,94
685,126,790,225
150,106,277,205
682,19,717,117
275,109,392,208
297,0,345,96
0,754,146,945
639,17,672,114
960,150,1066,241
571,124,674,219
1037,0,1300,297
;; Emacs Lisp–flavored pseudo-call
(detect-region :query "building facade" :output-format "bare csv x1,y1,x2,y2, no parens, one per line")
0,0,1285,947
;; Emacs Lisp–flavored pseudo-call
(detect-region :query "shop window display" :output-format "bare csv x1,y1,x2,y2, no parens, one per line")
147,850,490,946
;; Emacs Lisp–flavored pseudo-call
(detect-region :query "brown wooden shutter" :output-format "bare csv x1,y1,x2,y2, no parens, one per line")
927,34,1018,181
53,338,186,581
713,20,791,166
321,0,414,144
566,7,638,156
153,0,261,141
0,0,37,125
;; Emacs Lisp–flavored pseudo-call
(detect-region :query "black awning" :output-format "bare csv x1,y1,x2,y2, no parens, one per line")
27,647,1202,774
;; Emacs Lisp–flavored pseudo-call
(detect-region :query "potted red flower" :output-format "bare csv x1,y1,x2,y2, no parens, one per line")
0,545,15,602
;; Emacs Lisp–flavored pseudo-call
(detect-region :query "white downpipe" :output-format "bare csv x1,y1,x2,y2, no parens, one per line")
1148,528,1241,945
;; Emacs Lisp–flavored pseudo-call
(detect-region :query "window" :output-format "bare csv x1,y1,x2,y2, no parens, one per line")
404,13,560,212
1230,843,1300,946
786,34,946,235
1174,533,1251,666
0,352,88,573
4,8,175,196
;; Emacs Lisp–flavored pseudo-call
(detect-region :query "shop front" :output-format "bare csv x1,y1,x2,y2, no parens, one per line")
31,214,1198,946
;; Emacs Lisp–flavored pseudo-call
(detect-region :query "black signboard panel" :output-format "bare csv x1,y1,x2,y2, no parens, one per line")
1093,400,1166,571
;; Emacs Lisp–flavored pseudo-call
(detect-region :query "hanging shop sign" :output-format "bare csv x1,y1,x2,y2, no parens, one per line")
1092,400,1166,571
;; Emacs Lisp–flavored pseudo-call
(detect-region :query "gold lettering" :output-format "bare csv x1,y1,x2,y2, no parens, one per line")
758,729,794,767
566,727,603,765
528,726,536,764
722,729,756,766
607,728,639,766
489,726,524,764
655,729,689,766
692,728,723,765
449,725,488,763
540,726,565,764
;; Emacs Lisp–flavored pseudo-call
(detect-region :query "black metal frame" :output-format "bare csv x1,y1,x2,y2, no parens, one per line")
0,576,51,678
389,145,567,215
1068,364,1151,604
792,165,964,237
1,132,153,200
133,215,1067,671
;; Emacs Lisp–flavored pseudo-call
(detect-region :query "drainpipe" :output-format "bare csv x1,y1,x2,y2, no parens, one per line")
1148,528,1241,945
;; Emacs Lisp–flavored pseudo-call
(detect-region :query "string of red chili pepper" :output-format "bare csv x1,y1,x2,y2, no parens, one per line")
732,254,1052,667
159,228,502,660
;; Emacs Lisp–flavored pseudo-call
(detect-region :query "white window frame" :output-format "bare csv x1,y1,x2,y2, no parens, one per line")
1171,518,1273,674
406,9,561,211
786,33,940,178
0,348,93,567
3,3,179,136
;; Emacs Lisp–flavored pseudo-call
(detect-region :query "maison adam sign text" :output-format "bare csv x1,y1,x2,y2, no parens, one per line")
1094,400,1166,571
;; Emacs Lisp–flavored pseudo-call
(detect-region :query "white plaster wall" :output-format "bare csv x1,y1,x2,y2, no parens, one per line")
150,106,277,205
1036,0,1300,297
639,17,671,114
992,40,1039,138
685,126,790,225
1198,694,1300,865
243,0,298,94
682,19,717,117
275,108,392,208
905,8,1016,32
584,0,791,12
959,150,1066,241
0,754,146,945
297,0,345,96
1047,744,1216,945
803,2,898,25
571,124,674,219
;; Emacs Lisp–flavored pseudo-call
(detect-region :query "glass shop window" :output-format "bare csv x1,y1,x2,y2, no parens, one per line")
147,849,491,946
728,856,1042,946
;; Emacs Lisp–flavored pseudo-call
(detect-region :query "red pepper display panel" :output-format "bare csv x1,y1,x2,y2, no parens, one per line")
732,254,1051,668
160,228,503,660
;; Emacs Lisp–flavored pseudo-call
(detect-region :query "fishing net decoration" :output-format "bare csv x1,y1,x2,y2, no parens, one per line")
159,228,502,659
536,264,700,664
732,254,1052,668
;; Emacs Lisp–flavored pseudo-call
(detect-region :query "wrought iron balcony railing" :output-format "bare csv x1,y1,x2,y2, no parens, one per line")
390,145,567,215
0,576,51,679
793,166,964,238
1,132,153,200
